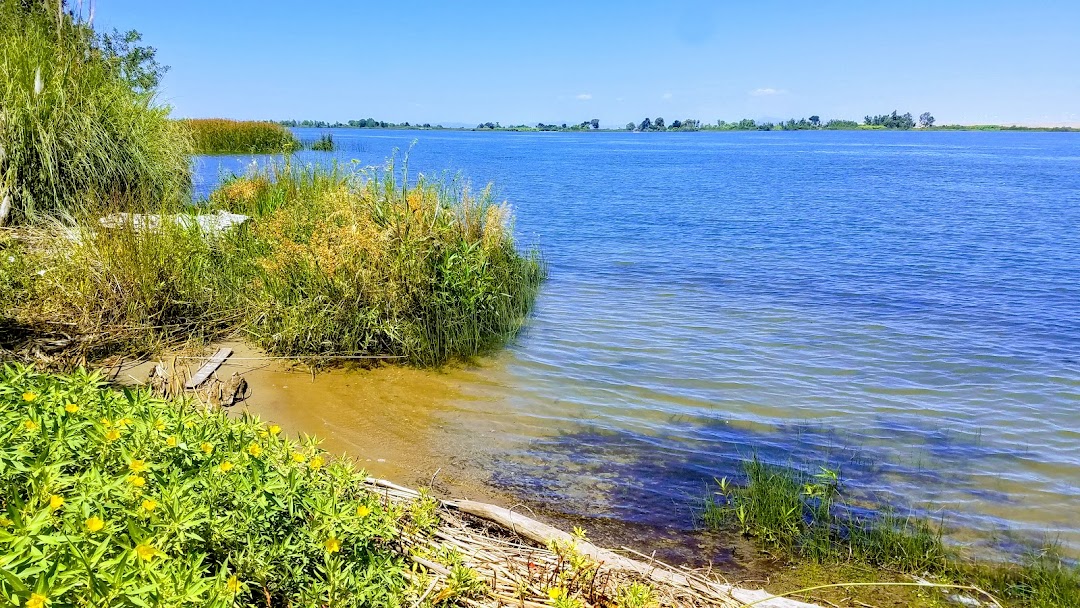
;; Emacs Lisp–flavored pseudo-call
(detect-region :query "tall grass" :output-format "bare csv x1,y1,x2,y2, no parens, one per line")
704,458,1080,607
0,5,192,224
6,160,545,366
182,118,301,154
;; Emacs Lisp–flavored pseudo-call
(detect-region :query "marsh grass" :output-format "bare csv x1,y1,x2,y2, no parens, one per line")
704,458,1080,607
182,118,301,154
0,7,192,224
4,158,544,366
0,363,411,607
309,132,335,151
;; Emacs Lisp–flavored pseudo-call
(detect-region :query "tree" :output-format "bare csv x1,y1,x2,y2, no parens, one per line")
654,117,665,130
670,119,682,129
809,115,820,127
626,122,635,131
98,29,168,94
639,117,652,131
919,112,935,128
590,118,600,129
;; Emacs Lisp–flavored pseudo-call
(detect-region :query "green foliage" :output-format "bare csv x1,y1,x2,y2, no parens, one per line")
704,459,1080,608
309,132,335,151
182,119,301,155
0,3,192,225
615,582,657,608
7,159,545,366
0,364,409,607
864,110,916,129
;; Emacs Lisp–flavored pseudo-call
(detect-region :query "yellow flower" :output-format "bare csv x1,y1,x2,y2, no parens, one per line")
128,475,146,487
166,435,178,448
105,428,121,442
64,403,79,414
141,499,157,512
117,417,134,428
291,452,306,463
356,505,371,518
309,455,324,470
247,443,263,458
23,419,38,431
100,417,111,426
24,592,48,608
85,516,105,533
184,420,194,429
48,495,64,511
0,516,12,527
219,461,234,472
269,424,281,436
153,419,166,431
548,588,565,601
324,537,341,553
226,575,241,594
129,459,147,473
134,542,158,561
200,442,214,455
22,392,37,402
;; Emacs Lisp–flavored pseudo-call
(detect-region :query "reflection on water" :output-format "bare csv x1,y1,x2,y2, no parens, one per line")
201,129,1080,557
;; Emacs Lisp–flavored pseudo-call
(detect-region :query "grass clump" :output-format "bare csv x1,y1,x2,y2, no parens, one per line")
4,159,544,366
705,458,1080,607
182,118,301,154
0,363,409,606
0,3,192,225
309,132,335,151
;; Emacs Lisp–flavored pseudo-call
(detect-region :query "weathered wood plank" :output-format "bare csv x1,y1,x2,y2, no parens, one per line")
184,348,233,390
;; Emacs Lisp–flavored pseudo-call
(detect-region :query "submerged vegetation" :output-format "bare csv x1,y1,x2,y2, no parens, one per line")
3,160,544,366
182,118,301,155
0,1,192,225
705,458,1080,607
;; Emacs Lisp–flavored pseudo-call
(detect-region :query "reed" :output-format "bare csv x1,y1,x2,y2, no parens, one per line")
181,118,301,154
309,132,335,151
0,5,192,225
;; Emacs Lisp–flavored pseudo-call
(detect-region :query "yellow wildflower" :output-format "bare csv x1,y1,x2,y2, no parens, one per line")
25,592,48,608
309,455,324,470
129,459,147,473
85,516,105,533
117,417,134,428
291,452,306,463
548,588,565,601
0,516,12,527
200,442,214,455
184,420,195,429
128,475,146,487
247,443,263,458
141,499,157,512
356,505,371,518
269,424,281,436
22,392,37,402
226,575,241,593
153,419,166,431
219,461,234,472
324,537,341,553
134,542,158,561
166,436,178,448
105,429,121,442
48,495,64,511
64,403,79,414
23,419,38,431
100,417,111,426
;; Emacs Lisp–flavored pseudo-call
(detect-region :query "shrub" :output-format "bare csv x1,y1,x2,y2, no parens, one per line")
310,132,334,151
0,363,409,606
182,119,301,154
0,4,192,225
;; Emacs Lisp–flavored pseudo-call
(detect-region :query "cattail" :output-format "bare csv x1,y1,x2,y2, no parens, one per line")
34,68,43,96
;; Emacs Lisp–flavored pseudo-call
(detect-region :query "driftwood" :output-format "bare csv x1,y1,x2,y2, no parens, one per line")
363,477,818,608
185,347,233,390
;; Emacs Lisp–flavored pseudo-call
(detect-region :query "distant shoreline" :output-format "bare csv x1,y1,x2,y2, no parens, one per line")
277,124,1079,134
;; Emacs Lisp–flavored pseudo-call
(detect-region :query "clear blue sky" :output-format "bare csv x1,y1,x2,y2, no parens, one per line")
96,0,1080,127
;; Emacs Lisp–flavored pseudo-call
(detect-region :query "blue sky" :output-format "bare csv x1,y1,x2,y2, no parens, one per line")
96,0,1080,127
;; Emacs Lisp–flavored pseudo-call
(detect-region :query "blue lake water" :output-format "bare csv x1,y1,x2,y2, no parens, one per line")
195,129,1080,555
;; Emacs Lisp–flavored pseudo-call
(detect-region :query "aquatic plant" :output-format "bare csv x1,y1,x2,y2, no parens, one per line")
181,118,300,154
5,158,544,366
0,3,192,225
0,363,408,606
309,132,335,151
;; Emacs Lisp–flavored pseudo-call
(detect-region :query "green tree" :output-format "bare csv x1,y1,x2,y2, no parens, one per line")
590,118,600,129
919,112,935,128
654,117,665,130
626,122,635,130
809,115,820,127
639,117,652,131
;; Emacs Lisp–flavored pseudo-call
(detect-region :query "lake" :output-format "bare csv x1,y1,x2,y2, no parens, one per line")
194,129,1080,557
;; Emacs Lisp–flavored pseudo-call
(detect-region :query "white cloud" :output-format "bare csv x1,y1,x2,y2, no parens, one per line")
750,88,787,96
576,93,592,100
662,92,673,100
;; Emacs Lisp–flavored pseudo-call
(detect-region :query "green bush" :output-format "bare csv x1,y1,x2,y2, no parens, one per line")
0,364,410,606
0,4,192,224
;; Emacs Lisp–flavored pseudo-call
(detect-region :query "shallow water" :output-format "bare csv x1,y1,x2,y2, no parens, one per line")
194,129,1080,556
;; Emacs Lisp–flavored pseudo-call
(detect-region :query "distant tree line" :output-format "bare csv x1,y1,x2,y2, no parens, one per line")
279,119,440,129
627,117,703,131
